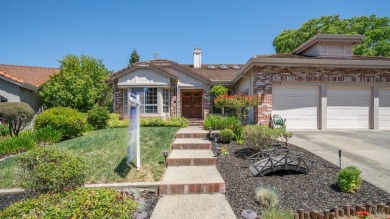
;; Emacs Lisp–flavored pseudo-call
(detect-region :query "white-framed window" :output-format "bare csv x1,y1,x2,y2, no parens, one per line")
0,96,7,103
163,89,170,113
123,89,128,112
131,87,158,114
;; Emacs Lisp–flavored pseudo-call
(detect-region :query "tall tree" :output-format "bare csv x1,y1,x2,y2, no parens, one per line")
129,49,140,65
273,15,390,57
39,55,112,112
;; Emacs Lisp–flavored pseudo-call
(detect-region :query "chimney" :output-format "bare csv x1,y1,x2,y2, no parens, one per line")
193,48,202,68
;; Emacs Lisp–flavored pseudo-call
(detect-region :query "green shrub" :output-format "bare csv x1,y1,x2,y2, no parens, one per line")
0,102,34,136
0,187,138,218
34,107,87,139
281,130,293,146
107,113,129,128
0,124,9,136
337,166,362,193
0,131,36,156
262,208,293,219
203,114,241,130
87,106,110,129
243,125,281,151
34,126,62,146
166,116,189,128
220,128,235,143
18,148,87,195
140,117,165,127
255,187,279,209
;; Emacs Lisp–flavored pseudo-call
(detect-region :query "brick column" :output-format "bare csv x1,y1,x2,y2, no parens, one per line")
253,73,273,126
114,87,124,119
203,88,210,118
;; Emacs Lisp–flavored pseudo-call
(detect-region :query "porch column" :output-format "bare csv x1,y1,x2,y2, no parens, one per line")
370,85,379,130
203,88,211,118
319,85,327,130
157,88,163,116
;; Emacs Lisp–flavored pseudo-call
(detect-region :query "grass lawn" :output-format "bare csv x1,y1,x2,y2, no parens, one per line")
0,127,179,189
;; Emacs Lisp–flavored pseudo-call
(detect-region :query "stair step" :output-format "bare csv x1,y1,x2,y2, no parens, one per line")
176,132,209,138
159,166,225,195
166,150,216,166
172,138,212,150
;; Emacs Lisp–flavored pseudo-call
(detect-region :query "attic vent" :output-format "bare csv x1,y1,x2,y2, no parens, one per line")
219,64,228,70
232,64,241,69
207,65,216,69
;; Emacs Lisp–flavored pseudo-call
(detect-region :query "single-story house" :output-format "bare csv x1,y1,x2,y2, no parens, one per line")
0,64,59,112
110,34,390,130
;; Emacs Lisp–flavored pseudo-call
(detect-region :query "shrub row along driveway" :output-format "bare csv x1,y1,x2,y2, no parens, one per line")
293,130,390,177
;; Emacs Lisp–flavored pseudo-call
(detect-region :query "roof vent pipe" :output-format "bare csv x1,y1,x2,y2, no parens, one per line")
193,48,202,68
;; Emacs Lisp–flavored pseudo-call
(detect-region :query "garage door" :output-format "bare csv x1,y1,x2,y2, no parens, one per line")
273,86,319,129
327,87,369,129
379,88,390,130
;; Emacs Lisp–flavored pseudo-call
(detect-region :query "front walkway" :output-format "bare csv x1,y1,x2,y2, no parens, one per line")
151,126,236,219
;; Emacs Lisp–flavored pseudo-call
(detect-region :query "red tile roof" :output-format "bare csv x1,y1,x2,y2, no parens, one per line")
0,64,59,88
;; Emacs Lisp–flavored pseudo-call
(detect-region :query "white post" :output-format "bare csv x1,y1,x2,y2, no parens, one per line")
136,95,141,170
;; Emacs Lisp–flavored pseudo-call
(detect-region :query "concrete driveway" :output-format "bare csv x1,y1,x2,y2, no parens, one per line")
292,130,390,177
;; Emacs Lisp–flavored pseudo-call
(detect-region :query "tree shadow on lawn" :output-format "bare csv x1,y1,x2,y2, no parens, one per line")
114,157,135,178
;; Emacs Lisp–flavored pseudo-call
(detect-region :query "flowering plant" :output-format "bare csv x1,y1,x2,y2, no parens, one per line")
214,94,259,120
356,211,369,219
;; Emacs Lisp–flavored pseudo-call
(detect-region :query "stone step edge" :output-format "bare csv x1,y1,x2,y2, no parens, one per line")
172,144,212,150
166,157,216,166
175,133,209,138
159,182,225,195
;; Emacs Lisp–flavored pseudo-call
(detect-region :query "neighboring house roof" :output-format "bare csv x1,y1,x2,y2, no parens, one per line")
0,64,59,90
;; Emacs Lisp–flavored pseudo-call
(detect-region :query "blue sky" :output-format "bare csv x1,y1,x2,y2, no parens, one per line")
1,0,389,71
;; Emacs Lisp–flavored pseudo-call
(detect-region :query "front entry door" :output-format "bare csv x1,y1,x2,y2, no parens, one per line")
182,92,202,118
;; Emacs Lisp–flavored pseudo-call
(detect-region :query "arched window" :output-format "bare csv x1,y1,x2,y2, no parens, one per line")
0,95,8,103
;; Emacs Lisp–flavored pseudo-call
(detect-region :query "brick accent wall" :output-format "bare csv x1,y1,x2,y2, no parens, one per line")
114,87,124,119
252,65,390,126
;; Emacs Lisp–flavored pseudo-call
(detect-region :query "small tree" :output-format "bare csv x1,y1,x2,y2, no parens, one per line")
0,102,34,136
214,94,259,120
129,49,140,65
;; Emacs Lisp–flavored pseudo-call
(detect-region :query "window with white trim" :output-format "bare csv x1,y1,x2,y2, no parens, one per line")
163,89,170,113
131,88,158,114
123,89,128,113
0,96,7,103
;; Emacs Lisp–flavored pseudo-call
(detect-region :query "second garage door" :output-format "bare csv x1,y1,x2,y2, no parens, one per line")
327,87,370,129
273,86,319,129
379,88,390,130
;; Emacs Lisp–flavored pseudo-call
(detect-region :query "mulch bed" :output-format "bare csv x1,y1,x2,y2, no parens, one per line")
215,141,390,218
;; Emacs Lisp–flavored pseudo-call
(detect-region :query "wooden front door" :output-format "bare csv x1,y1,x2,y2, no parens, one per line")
182,91,202,118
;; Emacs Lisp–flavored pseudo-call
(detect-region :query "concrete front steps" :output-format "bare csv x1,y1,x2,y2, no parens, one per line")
159,126,224,195
171,138,212,150
159,166,225,195
166,150,216,166
151,126,235,219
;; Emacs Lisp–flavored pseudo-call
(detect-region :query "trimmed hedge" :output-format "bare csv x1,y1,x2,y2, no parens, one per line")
203,114,241,130
0,188,138,218
140,116,189,128
107,113,128,128
34,107,87,139
18,148,87,195
87,106,110,129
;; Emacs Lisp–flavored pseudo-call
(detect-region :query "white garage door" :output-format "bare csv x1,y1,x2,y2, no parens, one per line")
327,87,369,129
273,86,319,129
379,88,390,130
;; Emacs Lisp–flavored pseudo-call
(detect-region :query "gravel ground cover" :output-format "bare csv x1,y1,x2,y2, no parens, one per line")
216,141,390,218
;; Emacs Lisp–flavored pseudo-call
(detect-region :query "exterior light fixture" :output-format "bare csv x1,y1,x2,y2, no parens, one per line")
134,210,148,219
162,150,169,166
